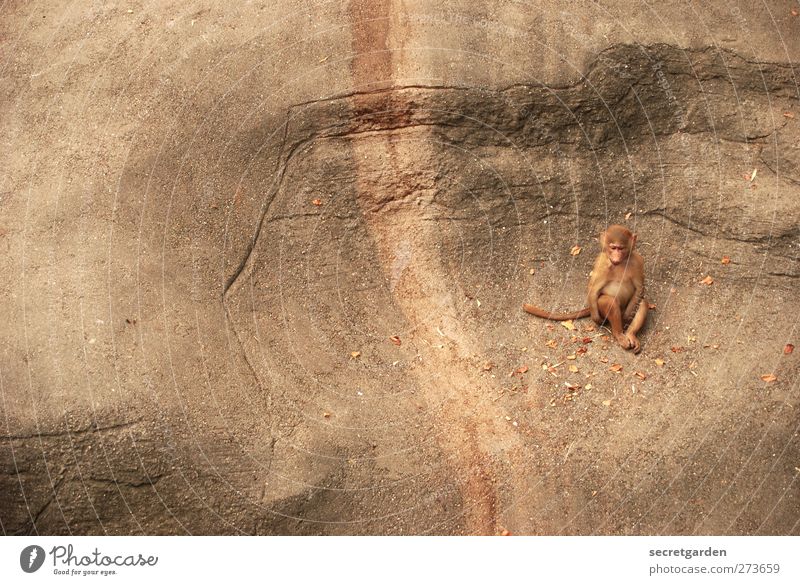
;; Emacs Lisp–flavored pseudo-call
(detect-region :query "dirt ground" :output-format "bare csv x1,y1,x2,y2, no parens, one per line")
1,1,799,535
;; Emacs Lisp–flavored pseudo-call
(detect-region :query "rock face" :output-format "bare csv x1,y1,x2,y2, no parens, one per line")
1,2,799,535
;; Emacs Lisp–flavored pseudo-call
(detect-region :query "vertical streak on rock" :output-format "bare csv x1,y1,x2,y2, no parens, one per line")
348,0,394,92
345,1,507,535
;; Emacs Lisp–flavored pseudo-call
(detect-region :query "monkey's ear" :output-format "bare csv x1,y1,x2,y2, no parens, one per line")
631,233,638,249
599,230,607,247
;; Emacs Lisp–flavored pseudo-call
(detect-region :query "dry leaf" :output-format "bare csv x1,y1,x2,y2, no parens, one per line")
599,357,609,363
389,335,402,346
750,168,758,182
582,337,593,344
784,112,796,119
323,412,331,418
350,351,361,359
700,275,714,285
602,399,612,406
576,346,588,355
625,212,632,220
482,361,495,371
500,529,512,536
515,365,529,375
721,256,731,265
545,339,558,349
529,268,536,275
562,320,576,331
634,371,647,380
568,365,579,373
793,9,799,16
584,383,593,390
570,245,582,256
609,363,623,373
784,344,794,355
671,346,684,353
566,354,577,360
312,198,323,206
760,373,778,383
654,358,665,367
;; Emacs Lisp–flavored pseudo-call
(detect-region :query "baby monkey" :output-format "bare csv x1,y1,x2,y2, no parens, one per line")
523,225,648,353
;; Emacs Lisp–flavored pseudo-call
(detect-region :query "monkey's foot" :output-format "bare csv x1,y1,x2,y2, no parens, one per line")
626,332,641,354
614,333,632,350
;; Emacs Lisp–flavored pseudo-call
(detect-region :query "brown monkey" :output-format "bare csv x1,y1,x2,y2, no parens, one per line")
523,225,648,353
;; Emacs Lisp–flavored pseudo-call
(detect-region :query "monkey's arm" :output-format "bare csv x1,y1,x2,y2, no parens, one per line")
587,257,610,322
623,255,645,321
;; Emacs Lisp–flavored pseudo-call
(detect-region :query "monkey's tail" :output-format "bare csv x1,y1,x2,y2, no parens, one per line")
522,304,591,321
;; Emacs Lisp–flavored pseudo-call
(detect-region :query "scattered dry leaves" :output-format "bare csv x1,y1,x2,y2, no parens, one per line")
599,356,609,363
389,335,402,346
784,344,794,355
784,111,796,118
514,365,529,376
721,256,731,265
576,346,589,356
609,363,623,373
700,275,714,286
350,351,361,359
562,320,576,331
671,346,684,353
570,245,582,256
625,212,632,220
312,198,323,206
566,354,577,360
634,371,647,380
545,339,558,349
323,412,331,418
602,399,612,406
482,361,494,371
760,373,778,383
654,358,665,367
568,365,579,373
749,168,758,182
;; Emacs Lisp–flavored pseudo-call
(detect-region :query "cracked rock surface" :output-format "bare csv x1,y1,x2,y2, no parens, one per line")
1,1,799,535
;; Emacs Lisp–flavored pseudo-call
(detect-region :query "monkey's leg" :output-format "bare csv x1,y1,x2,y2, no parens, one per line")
597,294,630,350
624,299,648,354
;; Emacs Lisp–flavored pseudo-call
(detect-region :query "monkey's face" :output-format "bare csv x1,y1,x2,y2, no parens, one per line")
607,242,629,265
